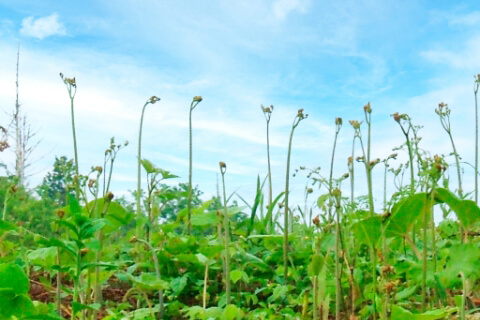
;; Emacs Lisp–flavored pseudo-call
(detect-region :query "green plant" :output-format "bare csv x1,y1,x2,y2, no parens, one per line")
60,73,80,200
136,96,160,239
283,108,307,284
187,96,203,235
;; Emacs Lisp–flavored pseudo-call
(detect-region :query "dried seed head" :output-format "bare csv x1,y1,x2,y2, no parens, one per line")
312,215,320,227
56,209,65,219
342,173,349,180
80,248,89,255
370,158,381,167
364,102,372,114
335,117,343,126
0,140,9,152
193,96,203,102
307,187,313,194
88,179,96,188
349,120,362,129
149,96,161,104
8,185,17,194
388,153,398,160
298,108,304,117
95,166,103,174
392,112,401,122
129,236,138,243
219,161,226,169
105,191,114,202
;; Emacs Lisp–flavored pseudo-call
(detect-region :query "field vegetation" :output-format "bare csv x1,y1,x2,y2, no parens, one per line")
1,74,480,319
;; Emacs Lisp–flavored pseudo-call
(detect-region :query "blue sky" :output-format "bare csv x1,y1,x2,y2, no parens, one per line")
0,1,479,212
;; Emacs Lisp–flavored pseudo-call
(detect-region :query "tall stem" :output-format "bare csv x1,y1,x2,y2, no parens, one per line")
136,101,149,238
284,114,304,283
187,97,201,234
475,78,479,204
266,118,273,224
220,162,231,304
334,190,342,320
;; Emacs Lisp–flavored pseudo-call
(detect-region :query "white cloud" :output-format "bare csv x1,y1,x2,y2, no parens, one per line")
20,13,66,40
449,11,480,26
421,34,480,69
273,0,308,21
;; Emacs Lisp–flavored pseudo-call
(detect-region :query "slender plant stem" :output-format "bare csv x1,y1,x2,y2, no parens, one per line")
266,116,273,225
475,78,479,204
187,97,201,235
136,101,149,238
334,190,342,320
220,162,231,304
283,112,306,283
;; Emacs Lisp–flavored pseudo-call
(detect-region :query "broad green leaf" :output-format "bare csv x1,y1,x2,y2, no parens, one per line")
0,219,17,233
27,247,57,268
230,270,243,284
191,211,218,226
351,215,382,247
170,274,188,296
129,273,169,291
0,263,29,294
385,193,428,237
435,188,480,227
79,218,107,239
223,304,241,320
139,158,156,174
0,293,35,319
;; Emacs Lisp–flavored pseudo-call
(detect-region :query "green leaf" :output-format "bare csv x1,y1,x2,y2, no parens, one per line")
230,270,243,284
0,263,30,295
223,304,241,320
27,247,58,268
79,218,107,239
129,273,170,291
435,188,480,227
395,285,417,301
0,219,17,233
0,293,35,318
170,274,188,296
191,211,218,226
139,158,156,174
385,193,428,237
351,215,382,247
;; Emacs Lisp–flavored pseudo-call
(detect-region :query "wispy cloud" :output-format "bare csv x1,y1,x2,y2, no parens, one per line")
273,0,309,21
20,13,66,40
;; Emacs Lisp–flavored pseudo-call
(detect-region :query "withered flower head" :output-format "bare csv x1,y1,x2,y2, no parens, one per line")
129,236,138,243
9,185,17,194
88,179,96,188
56,209,65,219
349,120,362,129
80,248,89,255
219,161,226,169
364,102,372,114
342,173,349,180
392,112,401,122
297,108,304,117
149,96,161,104
307,187,313,194
312,215,320,227
388,153,398,160
94,166,103,174
193,96,203,102
335,117,343,126
105,191,114,202
0,140,9,152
